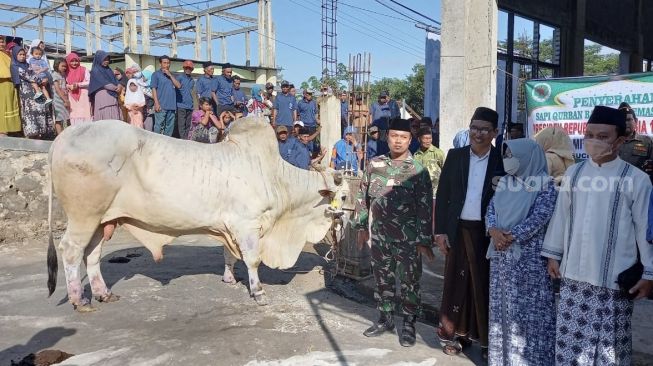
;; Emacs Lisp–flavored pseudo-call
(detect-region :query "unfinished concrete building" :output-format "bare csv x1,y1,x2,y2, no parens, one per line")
0,0,277,84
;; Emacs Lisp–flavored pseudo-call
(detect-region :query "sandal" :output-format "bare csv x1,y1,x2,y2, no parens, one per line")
443,342,462,356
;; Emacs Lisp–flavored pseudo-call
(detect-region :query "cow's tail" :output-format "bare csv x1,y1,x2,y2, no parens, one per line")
47,168,58,297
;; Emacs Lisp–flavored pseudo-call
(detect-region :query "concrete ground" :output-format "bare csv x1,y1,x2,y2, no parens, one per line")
1,229,652,365
0,229,481,366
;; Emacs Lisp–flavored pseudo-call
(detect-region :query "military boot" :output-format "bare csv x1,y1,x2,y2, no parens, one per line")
399,315,417,347
363,311,395,337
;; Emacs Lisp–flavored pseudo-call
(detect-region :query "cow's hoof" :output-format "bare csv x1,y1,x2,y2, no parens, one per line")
96,293,120,303
74,304,97,313
254,293,269,306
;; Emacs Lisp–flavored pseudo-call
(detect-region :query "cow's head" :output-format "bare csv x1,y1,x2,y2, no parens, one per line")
319,170,350,230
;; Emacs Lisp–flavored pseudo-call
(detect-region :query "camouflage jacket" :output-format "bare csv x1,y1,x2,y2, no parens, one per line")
353,154,433,246
413,145,445,195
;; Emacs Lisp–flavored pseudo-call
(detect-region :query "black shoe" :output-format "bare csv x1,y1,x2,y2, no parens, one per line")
363,311,395,337
399,315,417,347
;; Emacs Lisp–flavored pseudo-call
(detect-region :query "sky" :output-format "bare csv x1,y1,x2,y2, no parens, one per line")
0,1,618,84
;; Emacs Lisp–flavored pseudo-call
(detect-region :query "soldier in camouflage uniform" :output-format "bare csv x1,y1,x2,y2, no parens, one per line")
353,117,434,347
617,102,653,180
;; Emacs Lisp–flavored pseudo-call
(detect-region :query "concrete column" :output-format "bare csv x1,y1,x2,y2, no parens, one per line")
38,15,44,41
95,0,103,52
245,31,251,66
64,4,72,54
439,0,498,154
270,22,276,68
128,0,138,52
122,9,129,53
318,95,342,169
85,1,93,55
221,37,227,63
141,0,150,54
266,0,273,68
559,0,585,76
194,17,201,60
258,0,265,67
205,14,212,61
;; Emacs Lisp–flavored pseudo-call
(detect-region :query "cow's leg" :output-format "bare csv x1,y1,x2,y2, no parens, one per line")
84,227,120,303
238,233,267,306
59,224,99,313
222,249,238,285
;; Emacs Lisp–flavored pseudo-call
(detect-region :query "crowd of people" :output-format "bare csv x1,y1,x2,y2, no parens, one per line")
353,103,653,366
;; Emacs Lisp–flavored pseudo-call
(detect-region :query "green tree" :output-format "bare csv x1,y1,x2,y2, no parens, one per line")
301,63,351,91
583,43,619,76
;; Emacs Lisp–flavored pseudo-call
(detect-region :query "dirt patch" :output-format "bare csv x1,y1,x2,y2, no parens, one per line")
11,349,74,366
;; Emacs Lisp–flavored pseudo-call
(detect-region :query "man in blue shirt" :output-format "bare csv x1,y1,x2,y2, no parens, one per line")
272,81,297,127
151,55,181,136
291,127,326,170
371,91,392,131
365,125,389,160
176,60,195,139
340,91,349,133
232,75,247,117
297,89,318,127
276,125,300,165
215,63,234,114
196,62,217,109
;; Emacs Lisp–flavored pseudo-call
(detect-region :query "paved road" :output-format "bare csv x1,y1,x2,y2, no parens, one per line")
0,230,481,366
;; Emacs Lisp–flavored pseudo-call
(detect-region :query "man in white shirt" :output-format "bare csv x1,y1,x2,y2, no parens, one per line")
434,107,505,358
542,105,653,365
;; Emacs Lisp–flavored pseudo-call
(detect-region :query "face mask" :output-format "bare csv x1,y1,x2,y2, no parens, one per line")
134,72,142,78
502,156,520,175
584,139,613,161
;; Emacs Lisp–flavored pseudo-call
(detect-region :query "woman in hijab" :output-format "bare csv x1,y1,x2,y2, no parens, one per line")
534,126,575,185
10,46,55,139
114,67,128,121
0,36,21,136
65,52,92,125
124,79,145,128
246,84,272,122
485,139,557,366
88,50,123,121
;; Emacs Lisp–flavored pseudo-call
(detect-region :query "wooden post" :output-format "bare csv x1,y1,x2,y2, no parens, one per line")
94,0,102,51
64,4,71,54
205,13,212,61
245,31,251,66
257,0,265,67
141,0,150,54
85,0,93,55
194,16,201,60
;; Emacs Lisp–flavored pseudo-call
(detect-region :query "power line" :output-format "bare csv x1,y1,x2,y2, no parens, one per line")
307,0,424,51
387,0,440,25
373,0,431,28
338,0,413,23
288,0,423,59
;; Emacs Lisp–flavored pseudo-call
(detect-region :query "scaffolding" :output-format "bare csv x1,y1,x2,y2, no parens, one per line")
0,0,275,67
346,52,371,172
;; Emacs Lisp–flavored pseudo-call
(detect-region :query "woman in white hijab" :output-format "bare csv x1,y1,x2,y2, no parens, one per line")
124,78,145,128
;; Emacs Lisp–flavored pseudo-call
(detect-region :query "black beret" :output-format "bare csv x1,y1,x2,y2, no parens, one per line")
472,107,499,127
618,102,636,119
417,127,432,138
388,118,411,133
588,106,626,130
202,61,213,68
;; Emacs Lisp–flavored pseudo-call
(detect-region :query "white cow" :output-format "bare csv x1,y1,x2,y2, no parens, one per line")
46,117,347,312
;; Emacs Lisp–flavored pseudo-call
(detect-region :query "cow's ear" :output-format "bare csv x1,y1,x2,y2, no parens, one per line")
319,189,334,198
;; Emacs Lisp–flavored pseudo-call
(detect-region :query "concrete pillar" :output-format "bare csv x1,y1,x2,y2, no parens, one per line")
270,22,276,68
258,0,265,67
38,15,44,41
205,14,212,61
122,9,129,53
221,36,227,63
64,4,72,54
439,0,498,154
125,54,140,70
266,0,273,68
95,0,102,52
128,0,138,53
141,0,150,54
318,95,342,169
559,0,585,76
255,69,267,85
194,16,201,60
85,1,93,55
245,31,251,66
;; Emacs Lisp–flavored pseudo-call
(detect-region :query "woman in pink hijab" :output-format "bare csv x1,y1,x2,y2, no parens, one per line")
65,52,92,124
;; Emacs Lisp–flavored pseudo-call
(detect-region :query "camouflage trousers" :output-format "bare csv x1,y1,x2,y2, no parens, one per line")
370,239,422,316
